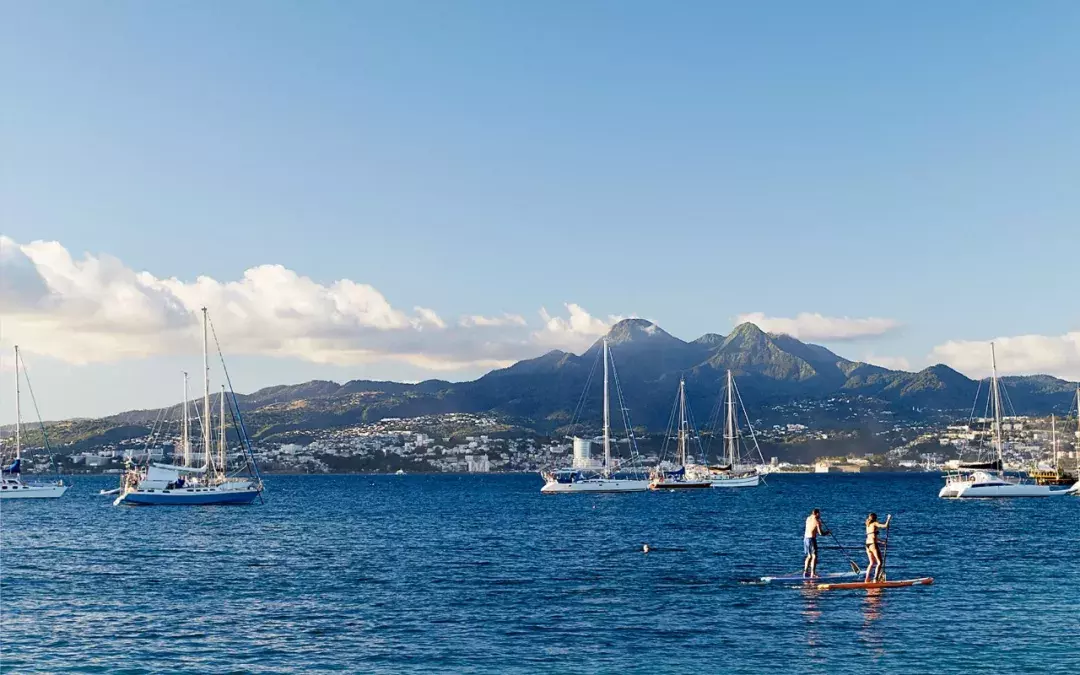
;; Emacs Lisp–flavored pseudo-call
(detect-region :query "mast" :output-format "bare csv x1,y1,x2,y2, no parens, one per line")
602,338,610,477
202,308,211,470
678,377,686,466
182,372,190,467
219,385,227,476
990,343,1003,468
1051,415,1058,473
725,370,736,467
14,346,21,461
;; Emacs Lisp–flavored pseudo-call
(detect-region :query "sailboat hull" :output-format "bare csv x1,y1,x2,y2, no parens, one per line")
541,478,650,494
0,483,68,499
709,473,760,488
114,484,261,505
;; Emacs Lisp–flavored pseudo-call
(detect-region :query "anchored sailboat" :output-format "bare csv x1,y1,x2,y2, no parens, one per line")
650,378,712,490
0,346,68,499
113,308,263,506
540,338,650,493
701,370,764,488
940,344,1071,498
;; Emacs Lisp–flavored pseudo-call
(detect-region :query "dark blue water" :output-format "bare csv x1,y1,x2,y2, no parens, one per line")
2,474,1078,673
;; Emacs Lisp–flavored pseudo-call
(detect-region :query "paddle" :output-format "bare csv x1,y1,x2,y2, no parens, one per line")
876,516,891,582
821,520,861,573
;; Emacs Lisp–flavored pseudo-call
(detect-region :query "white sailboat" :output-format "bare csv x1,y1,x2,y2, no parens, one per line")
1,346,68,499
540,338,650,493
113,308,263,506
699,370,763,488
650,378,713,490
939,344,1071,498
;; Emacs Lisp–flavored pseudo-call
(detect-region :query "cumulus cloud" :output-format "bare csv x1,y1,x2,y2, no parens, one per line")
930,332,1080,380
735,312,900,341
534,303,622,352
0,237,620,370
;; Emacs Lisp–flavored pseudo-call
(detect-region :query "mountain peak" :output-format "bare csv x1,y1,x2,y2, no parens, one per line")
604,318,677,344
692,332,726,346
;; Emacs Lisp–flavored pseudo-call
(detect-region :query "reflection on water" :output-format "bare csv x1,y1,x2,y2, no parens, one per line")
860,590,886,658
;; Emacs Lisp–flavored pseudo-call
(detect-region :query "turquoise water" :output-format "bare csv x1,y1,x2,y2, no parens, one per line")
2,473,1078,673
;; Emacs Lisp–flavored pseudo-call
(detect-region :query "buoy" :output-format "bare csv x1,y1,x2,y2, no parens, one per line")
643,543,650,553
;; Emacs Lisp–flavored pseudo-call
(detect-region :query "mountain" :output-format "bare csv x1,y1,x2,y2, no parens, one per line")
25,320,1080,446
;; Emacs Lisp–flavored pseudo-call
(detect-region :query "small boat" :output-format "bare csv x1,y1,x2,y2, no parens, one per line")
940,345,1072,499
541,339,649,493
817,577,934,591
1,346,68,500
758,571,860,585
113,308,264,506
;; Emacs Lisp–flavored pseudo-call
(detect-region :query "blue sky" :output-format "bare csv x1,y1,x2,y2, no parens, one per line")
2,1,1079,421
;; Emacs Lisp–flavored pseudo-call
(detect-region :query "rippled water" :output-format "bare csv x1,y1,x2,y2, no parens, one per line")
2,473,1078,673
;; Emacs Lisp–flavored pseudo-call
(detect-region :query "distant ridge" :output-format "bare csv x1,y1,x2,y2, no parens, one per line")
36,319,1080,442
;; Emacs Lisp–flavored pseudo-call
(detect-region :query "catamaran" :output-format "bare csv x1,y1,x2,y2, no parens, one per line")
540,338,650,493
0,346,68,499
113,308,263,506
939,344,1072,499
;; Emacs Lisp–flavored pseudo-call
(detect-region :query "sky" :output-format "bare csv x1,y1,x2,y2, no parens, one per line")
2,1,1079,422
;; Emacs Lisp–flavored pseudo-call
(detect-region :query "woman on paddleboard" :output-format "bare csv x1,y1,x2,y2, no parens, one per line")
864,512,891,582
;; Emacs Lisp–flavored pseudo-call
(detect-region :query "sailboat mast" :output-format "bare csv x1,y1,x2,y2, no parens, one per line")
678,377,686,466
1051,415,1058,473
602,338,610,476
14,346,21,461
202,308,211,470
725,370,736,466
219,385,226,475
990,343,1004,467
182,372,190,467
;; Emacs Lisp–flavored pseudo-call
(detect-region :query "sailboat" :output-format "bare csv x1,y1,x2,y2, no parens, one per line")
540,338,650,493
1030,413,1077,486
939,344,1071,498
0,346,68,499
649,378,712,489
113,308,263,506
700,370,764,488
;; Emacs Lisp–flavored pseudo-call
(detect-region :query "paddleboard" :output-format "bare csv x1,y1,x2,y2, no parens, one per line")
759,571,859,584
816,577,934,590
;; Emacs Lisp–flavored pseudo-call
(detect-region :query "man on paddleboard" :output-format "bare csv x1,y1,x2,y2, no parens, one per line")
803,509,830,577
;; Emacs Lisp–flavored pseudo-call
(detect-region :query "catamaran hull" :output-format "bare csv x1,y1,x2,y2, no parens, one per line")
709,474,760,488
0,484,68,499
541,479,650,494
113,486,261,506
938,482,1063,498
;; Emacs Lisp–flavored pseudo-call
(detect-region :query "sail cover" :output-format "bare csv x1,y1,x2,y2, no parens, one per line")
2,458,21,474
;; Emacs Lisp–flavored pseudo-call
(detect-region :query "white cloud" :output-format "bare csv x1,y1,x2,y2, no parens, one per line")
861,354,913,371
534,303,621,352
735,312,900,341
0,236,616,370
930,332,1080,380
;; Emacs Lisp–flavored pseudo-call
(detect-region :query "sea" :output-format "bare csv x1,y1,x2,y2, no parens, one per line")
2,473,1078,674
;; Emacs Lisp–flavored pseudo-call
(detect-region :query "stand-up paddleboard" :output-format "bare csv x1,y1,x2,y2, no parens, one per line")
758,571,859,584
816,577,933,591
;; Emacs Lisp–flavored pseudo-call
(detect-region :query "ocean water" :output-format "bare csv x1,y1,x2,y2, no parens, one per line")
2,473,1078,674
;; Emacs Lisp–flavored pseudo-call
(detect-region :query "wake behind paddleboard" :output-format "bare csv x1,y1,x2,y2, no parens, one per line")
759,571,859,584
816,577,933,591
